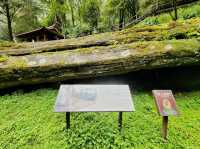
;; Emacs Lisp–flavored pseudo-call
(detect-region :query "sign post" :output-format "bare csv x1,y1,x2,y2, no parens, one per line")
162,116,168,140
152,90,178,140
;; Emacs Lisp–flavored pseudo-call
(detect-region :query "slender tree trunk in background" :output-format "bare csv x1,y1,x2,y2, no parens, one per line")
123,11,126,28
77,0,82,25
119,8,125,30
71,7,75,26
69,1,75,26
156,0,159,10
5,0,13,41
173,0,178,21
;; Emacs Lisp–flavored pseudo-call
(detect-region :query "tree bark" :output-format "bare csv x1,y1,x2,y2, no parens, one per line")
119,8,125,30
173,0,178,21
69,0,75,26
5,0,13,41
119,1,125,31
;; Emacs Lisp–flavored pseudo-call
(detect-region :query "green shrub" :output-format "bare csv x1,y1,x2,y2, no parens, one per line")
144,17,160,25
183,11,198,20
140,2,200,25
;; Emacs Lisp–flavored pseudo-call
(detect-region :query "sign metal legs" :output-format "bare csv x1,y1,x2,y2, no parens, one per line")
118,112,123,132
66,112,70,129
65,112,124,131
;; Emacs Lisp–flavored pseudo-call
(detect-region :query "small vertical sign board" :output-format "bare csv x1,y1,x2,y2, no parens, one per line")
152,90,179,140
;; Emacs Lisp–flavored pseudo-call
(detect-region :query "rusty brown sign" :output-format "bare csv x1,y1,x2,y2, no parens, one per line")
152,90,178,116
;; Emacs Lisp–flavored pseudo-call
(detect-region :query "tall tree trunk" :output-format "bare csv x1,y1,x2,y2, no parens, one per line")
69,1,75,26
71,8,75,26
77,0,82,25
173,0,178,21
5,0,13,41
119,9,124,30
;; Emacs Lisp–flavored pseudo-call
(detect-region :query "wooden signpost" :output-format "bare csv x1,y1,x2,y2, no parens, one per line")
54,85,135,131
152,90,179,140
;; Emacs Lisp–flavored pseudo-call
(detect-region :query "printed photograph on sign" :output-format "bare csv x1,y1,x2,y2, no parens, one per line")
152,90,178,116
70,86,98,109
55,85,134,112
71,86,98,101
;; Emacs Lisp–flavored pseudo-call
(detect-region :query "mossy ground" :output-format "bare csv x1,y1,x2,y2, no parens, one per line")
0,88,199,149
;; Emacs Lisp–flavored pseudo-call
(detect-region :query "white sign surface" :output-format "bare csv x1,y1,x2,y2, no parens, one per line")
55,85,135,112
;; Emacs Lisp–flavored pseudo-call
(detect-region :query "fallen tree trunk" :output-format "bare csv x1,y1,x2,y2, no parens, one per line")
0,18,200,56
0,18,200,89
0,39,200,89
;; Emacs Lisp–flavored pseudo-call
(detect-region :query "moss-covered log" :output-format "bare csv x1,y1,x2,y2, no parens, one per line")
0,39,200,89
0,18,200,56
0,18,200,89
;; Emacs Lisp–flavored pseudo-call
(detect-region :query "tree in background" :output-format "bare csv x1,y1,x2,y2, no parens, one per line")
68,0,75,26
80,0,100,33
43,0,68,33
14,0,43,34
0,0,24,41
172,0,178,20
104,0,139,30
0,0,43,41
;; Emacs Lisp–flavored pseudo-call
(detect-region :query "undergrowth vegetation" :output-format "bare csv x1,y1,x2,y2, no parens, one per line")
141,2,200,25
0,89,199,148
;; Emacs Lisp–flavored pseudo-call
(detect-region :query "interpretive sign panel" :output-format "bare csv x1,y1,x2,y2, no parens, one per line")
55,85,134,112
152,90,178,116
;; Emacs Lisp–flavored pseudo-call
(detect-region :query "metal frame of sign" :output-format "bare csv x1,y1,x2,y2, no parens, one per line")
55,84,135,131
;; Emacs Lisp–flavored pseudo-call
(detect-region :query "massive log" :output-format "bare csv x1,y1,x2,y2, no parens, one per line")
0,39,200,89
0,18,200,89
0,18,200,56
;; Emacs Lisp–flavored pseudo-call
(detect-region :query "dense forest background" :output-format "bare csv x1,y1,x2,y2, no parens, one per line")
0,0,200,41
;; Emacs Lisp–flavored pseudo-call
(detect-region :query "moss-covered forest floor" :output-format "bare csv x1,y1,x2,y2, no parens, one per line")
0,88,199,149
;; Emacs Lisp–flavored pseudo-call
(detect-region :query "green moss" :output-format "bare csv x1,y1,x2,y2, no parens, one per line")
0,41,25,50
8,59,28,69
0,55,8,62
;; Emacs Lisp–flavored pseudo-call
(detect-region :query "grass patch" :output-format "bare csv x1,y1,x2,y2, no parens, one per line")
0,89,199,148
